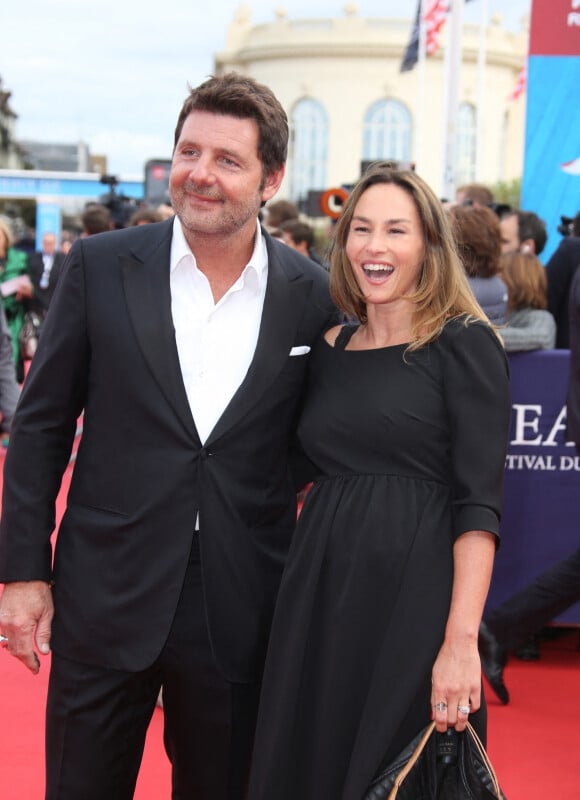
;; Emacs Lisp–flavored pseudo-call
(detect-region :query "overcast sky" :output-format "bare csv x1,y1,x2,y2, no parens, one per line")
1,0,531,178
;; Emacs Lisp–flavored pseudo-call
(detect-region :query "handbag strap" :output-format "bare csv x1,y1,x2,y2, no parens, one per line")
465,721,503,799
387,721,503,800
388,721,437,800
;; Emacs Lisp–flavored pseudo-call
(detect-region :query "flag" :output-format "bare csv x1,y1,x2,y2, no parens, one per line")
425,0,449,56
400,0,474,73
400,1,449,73
507,64,527,102
400,2,421,72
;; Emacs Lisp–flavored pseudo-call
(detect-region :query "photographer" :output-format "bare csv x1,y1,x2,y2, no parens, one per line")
546,211,580,348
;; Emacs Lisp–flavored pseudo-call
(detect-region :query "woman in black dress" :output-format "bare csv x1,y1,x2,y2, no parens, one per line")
248,164,511,800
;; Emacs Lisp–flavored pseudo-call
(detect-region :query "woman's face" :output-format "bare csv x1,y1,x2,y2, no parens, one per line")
345,182,425,310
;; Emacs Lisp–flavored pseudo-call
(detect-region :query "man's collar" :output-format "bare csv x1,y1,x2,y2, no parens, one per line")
170,217,267,283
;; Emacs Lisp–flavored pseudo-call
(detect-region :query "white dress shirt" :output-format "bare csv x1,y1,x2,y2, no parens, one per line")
170,217,268,444
40,254,54,289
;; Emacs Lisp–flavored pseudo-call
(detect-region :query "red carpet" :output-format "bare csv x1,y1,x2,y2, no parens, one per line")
1,446,579,798
484,630,580,799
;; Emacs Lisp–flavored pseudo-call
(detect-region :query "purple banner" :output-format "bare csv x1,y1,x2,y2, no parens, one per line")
487,349,580,623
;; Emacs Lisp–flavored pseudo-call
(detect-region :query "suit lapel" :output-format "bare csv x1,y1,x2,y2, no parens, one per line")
120,222,199,442
207,238,311,443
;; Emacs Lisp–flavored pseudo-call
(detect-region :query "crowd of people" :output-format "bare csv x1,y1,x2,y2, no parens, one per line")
0,72,578,800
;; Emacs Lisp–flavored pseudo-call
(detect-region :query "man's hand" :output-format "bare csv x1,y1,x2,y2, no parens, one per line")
0,581,54,674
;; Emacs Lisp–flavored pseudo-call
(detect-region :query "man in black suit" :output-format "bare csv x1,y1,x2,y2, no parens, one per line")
479,274,580,704
26,231,66,320
0,73,336,799
546,212,580,348
568,264,580,446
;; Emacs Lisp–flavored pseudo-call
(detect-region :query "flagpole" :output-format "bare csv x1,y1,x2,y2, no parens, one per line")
416,0,428,171
441,0,465,200
475,0,488,182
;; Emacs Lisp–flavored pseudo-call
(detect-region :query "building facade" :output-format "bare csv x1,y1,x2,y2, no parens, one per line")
215,5,528,208
0,79,26,170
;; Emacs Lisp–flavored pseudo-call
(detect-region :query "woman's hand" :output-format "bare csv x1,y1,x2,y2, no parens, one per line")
431,634,481,733
14,274,34,300
430,529,495,732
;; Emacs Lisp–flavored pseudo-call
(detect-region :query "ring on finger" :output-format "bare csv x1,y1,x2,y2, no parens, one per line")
434,701,447,713
458,703,471,715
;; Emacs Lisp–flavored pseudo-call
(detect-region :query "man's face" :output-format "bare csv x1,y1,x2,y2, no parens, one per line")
42,233,57,255
169,110,284,243
499,214,520,254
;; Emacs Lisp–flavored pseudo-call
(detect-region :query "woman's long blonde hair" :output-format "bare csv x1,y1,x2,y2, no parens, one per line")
328,163,493,350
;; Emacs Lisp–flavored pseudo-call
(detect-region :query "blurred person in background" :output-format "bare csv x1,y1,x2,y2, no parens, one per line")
455,183,494,208
546,210,580,348
27,232,66,323
81,203,113,236
499,209,547,257
0,303,21,445
157,202,175,220
448,204,508,325
567,263,580,446
280,219,325,266
498,251,556,351
128,207,163,226
60,230,77,256
262,198,299,230
0,218,34,381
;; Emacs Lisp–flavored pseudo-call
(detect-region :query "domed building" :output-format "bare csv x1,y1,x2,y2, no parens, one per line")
215,4,528,210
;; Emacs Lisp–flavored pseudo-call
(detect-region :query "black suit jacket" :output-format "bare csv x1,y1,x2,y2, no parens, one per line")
0,218,337,682
27,249,66,314
546,236,580,348
567,266,580,450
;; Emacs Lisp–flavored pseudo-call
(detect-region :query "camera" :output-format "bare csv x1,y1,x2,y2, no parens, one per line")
557,215,574,237
99,174,139,228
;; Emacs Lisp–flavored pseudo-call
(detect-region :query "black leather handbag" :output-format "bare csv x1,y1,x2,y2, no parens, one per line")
364,721,507,799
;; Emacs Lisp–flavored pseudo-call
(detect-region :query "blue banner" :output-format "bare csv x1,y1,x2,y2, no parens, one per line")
35,202,61,249
521,58,580,262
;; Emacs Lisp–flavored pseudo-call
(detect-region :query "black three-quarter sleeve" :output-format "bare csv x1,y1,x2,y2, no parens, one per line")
442,319,511,542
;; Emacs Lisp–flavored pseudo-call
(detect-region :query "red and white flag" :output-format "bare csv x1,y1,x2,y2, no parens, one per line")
400,0,474,73
507,64,527,102
424,0,450,56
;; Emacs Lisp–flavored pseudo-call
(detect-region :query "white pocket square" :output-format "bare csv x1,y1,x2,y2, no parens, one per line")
289,345,311,356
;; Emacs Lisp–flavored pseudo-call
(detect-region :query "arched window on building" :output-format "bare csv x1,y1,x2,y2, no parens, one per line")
456,102,477,185
288,98,328,204
362,99,412,166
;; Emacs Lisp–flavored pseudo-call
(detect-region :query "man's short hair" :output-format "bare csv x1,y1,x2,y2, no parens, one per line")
266,200,300,228
456,183,495,207
174,73,289,179
280,219,315,249
82,204,112,235
516,210,547,255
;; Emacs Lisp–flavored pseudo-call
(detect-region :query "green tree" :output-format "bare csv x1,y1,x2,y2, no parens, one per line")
489,178,521,210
